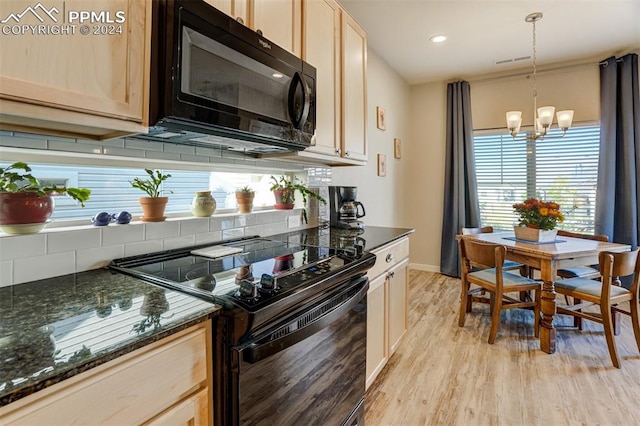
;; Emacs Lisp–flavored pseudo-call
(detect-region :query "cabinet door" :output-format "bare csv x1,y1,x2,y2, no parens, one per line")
252,0,301,55
302,0,341,157
387,259,409,355
366,273,387,390
0,0,149,126
204,0,248,24
341,12,367,162
145,388,210,426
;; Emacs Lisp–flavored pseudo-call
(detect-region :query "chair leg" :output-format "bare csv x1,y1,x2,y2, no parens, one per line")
612,307,621,336
534,288,541,338
630,298,640,353
574,298,583,330
488,291,503,344
459,280,470,327
601,299,621,368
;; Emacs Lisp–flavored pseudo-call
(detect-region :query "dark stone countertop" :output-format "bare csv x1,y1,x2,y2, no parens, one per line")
267,225,414,253
0,268,219,406
0,225,412,408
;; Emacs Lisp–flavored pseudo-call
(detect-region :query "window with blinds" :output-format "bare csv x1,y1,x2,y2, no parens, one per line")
473,125,600,232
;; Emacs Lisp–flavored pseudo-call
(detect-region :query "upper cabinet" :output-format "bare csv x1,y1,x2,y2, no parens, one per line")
341,12,368,162
205,0,301,55
0,0,151,140
267,0,368,166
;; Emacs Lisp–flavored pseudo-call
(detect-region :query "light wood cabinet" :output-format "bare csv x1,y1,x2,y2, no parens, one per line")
0,0,151,140
341,11,368,162
205,0,300,55
0,322,213,425
366,238,410,390
263,0,367,166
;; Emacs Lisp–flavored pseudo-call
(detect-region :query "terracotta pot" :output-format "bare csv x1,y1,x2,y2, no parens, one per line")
236,192,255,213
273,189,295,210
139,197,168,222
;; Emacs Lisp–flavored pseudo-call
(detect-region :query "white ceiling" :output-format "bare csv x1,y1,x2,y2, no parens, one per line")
339,0,640,85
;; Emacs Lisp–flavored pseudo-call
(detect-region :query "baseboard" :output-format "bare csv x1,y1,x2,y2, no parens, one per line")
408,263,440,273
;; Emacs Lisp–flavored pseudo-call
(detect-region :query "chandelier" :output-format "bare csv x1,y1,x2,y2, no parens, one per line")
506,12,574,141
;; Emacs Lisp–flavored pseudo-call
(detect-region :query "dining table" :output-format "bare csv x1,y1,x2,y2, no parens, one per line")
461,231,631,354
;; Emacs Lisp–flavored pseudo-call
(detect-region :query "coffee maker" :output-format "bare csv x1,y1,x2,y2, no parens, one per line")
328,186,366,230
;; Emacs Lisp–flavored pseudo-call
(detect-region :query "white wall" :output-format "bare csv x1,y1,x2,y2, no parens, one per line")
332,49,412,228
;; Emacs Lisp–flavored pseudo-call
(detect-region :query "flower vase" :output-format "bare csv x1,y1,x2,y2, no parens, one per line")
514,226,558,243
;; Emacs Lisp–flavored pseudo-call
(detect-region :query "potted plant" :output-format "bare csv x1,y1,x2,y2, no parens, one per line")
130,169,172,222
0,162,91,234
269,176,326,224
512,197,565,242
235,186,255,213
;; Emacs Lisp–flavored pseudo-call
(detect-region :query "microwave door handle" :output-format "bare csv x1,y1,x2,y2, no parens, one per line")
288,72,310,129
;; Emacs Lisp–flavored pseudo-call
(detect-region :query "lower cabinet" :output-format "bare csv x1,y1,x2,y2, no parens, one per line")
0,321,213,425
366,238,409,390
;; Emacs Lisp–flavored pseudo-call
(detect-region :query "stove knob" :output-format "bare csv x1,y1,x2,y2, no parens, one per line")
260,273,276,290
238,279,258,299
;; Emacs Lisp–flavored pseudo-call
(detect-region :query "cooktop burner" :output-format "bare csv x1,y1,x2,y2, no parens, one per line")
109,237,371,312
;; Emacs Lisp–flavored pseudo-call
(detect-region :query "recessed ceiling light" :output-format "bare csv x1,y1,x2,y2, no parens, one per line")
430,34,447,43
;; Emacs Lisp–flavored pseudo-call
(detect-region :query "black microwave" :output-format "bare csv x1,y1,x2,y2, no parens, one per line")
141,0,316,154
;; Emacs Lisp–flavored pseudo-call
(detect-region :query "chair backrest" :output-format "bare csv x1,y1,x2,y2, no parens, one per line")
557,229,609,242
461,226,494,235
458,238,506,270
599,248,640,280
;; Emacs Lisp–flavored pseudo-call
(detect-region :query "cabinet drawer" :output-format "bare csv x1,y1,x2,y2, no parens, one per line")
369,237,409,280
1,323,210,425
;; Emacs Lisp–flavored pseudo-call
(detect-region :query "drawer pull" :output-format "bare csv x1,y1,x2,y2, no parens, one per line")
386,253,394,263
388,271,395,279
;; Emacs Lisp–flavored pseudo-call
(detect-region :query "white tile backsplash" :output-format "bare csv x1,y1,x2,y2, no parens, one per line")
47,229,101,253
102,224,145,246
15,252,75,283
0,261,13,288
145,221,180,240
179,218,210,236
0,234,46,260
76,244,124,272
1,209,303,285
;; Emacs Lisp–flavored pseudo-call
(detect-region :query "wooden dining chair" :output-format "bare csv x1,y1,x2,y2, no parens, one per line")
458,238,541,344
556,230,609,279
461,227,528,276
554,248,640,368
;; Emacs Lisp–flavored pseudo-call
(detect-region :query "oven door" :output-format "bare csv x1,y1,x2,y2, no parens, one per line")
232,276,368,426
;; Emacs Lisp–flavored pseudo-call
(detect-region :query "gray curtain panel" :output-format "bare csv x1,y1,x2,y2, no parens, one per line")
440,81,480,277
595,53,640,249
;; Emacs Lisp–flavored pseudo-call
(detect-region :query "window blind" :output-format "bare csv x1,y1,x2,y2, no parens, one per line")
473,125,600,233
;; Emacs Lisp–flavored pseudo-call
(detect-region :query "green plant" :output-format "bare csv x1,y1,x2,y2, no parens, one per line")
0,162,91,206
269,175,326,224
513,197,565,230
236,185,255,194
130,169,172,198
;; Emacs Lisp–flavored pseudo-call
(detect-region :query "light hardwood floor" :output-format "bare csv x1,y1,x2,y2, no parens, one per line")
365,270,640,425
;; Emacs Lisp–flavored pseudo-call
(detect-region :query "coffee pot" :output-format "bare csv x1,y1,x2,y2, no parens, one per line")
328,186,366,230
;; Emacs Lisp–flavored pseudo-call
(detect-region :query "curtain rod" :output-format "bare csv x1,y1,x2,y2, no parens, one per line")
466,61,598,85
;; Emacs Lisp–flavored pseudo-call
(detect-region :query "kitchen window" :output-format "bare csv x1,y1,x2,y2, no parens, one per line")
473,125,600,233
0,163,284,222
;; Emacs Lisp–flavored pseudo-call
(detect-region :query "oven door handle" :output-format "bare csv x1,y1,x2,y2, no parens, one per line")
243,277,368,364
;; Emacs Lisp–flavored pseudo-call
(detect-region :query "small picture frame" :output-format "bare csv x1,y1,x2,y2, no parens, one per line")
394,138,401,159
376,106,386,130
377,154,387,177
